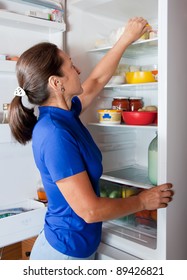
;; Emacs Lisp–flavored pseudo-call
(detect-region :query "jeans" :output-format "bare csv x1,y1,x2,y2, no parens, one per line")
30,230,96,260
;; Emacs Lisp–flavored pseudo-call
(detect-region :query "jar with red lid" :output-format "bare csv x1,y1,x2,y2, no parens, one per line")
112,97,130,111
129,97,143,111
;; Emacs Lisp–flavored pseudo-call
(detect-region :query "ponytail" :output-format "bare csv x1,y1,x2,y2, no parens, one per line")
8,42,63,145
9,96,37,145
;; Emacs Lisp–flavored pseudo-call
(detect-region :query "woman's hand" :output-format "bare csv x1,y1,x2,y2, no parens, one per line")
138,183,173,211
121,17,152,45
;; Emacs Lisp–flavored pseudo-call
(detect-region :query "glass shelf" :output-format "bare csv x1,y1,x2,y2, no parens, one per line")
88,122,157,130
104,82,158,90
88,38,158,58
101,165,153,189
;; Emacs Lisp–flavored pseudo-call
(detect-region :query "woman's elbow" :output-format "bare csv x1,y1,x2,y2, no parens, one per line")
81,208,100,223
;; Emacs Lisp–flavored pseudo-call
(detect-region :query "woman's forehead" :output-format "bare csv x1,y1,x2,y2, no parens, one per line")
58,49,71,61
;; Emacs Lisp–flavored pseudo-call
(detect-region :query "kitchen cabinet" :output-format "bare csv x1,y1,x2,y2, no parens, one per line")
0,0,65,247
66,0,187,259
0,236,37,260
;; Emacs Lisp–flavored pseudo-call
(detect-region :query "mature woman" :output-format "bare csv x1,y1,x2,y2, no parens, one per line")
8,17,173,260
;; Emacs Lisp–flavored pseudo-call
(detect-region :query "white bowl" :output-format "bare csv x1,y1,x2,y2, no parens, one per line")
108,75,125,85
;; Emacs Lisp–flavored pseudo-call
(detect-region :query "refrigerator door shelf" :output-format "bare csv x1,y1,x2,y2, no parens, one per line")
0,199,46,247
0,10,65,33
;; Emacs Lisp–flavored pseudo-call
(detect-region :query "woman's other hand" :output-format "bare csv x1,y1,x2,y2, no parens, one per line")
138,183,173,211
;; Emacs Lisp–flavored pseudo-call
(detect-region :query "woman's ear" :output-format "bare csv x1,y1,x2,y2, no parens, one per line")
48,76,62,90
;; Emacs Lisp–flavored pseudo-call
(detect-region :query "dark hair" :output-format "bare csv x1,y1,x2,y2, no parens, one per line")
9,42,63,145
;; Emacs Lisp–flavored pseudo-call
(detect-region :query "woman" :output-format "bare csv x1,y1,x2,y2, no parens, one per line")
8,17,173,260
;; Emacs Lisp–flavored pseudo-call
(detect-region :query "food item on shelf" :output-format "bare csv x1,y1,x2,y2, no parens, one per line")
2,103,10,124
129,65,140,72
129,97,143,111
109,190,121,198
138,105,157,112
122,111,157,125
151,65,158,81
37,187,47,201
97,109,122,124
100,190,108,197
140,31,149,40
135,209,151,219
122,186,138,198
6,56,19,61
149,30,158,39
25,10,51,20
126,71,156,84
108,75,125,85
150,210,157,221
112,97,130,111
141,64,158,81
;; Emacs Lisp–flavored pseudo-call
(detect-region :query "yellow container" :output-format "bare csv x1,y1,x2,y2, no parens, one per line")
97,109,122,124
126,71,156,84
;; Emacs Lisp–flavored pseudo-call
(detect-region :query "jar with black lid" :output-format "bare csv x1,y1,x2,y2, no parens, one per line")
129,97,143,111
112,97,130,111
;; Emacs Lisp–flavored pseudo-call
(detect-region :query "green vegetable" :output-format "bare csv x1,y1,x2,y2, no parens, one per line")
109,190,121,198
100,190,108,197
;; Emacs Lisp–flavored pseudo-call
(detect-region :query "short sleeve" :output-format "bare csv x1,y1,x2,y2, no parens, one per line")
42,128,86,182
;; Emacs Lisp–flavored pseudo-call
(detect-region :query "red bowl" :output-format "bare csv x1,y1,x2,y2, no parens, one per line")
122,111,157,125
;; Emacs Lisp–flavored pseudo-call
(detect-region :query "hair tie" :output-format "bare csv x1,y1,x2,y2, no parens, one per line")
14,86,26,97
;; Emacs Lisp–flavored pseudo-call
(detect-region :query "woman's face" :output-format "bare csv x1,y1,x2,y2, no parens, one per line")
59,50,83,96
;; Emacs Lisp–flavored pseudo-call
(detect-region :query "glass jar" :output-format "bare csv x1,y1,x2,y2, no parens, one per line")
129,97,143,111
151,64,158,81
148,133,158,185
2,103,10,124
112,97,130,111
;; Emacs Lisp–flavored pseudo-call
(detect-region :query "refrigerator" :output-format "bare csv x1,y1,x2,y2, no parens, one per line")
66,0,187,260
0,0,187,260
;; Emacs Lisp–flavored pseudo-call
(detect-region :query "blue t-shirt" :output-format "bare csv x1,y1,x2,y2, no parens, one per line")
32,96,103,258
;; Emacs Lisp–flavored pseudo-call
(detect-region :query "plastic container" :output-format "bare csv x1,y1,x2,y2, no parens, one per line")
148,134,158,185
97,109,122,124
125,71,156,84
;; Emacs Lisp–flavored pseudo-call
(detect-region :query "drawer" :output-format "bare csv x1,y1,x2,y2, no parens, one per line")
0,199,46,247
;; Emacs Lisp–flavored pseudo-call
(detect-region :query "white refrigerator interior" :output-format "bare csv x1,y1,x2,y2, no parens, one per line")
66,0,187,259
0,0,65,247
